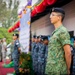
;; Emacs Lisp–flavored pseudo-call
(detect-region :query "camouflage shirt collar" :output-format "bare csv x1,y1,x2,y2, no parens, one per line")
52,25,63,35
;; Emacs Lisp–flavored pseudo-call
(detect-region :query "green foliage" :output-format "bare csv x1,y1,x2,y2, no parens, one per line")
0,1,7,21
20,53,32,69
19,52,34,74
0,27,13,44
0,0,19,28
20,52,32,69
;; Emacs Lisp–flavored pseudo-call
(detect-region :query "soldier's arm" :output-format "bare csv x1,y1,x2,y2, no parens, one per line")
16,41,21,53
64,44,71,75
44,45,47,59
59,31,71,74
18,47,21,52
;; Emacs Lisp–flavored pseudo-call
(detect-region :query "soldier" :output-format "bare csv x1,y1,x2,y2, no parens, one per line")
42,36,49,59
0,40,2,62
42,36,49,73
45,7,71,75
38,36,48,75
12,34,21,75
2,38,7,64
31,35,37,72
71,38,75,75
33,36,39,75
31,35,36,58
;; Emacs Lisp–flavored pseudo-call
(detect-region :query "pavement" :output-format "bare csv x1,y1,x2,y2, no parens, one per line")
0,58,14,75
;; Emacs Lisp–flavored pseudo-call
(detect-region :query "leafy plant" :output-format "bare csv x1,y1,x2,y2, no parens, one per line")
0,27,13,44
19,52,34,75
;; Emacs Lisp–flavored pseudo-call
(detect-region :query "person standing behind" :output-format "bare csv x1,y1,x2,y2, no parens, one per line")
33,36,39,75
31,35,37,60
0,40,2,62
7,41,14,61
71,38,75,75
2,38,7,64
37,36,48,75
12,34,21,75
37,36,44,75
31,35,37,72
45,7,71,75
42,36,49,68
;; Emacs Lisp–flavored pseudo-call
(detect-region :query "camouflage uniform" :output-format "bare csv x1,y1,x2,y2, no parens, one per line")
38,43,46,75
31,42,36,70
73,53,75,75
45,25,70,75
44,45,48,70
71,46,75,75
45,45,48,62
12,40,20,75
33,42,39,75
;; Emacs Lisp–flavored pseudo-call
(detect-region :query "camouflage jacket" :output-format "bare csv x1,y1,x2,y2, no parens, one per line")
45,25,70,75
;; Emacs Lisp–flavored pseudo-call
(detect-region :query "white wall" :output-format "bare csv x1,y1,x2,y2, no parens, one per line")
63,0,75,35
31,0,75,36
31,14,54,35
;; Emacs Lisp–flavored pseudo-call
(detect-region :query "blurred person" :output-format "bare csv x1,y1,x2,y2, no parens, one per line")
32,36,39,75
7,41,14,61
34,35,43,75
31,35,37,70
71,38,75,75
2,38,7,64
42,36,49,63
31,35,43,75
0,40,2,62
37,36,48,75
12,34,21,75
42,36,49,75
45,7,71,75
3,41,15,68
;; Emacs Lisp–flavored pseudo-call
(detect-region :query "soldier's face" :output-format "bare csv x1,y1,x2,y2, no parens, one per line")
13,36,17,40
50,12,61,24
37,38,41,42
43,40,48,45
32,38,35,42
35,38,38,42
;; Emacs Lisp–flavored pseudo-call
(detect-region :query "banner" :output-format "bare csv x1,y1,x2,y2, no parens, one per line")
19,0,32,53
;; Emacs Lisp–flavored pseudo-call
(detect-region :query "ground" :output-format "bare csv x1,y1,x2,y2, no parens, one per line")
0,58,14,75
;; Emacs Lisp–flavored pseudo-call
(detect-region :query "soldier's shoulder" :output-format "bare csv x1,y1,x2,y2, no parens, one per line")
15,40,19,45
61,26,68,32
15,40,19,42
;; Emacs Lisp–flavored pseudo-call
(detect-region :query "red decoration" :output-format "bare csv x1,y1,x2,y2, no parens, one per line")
14,21,20,28
8,20,20,33
31,8,37,17
13,25,17,29
8,0,57,32
43,0,48,6
35,2,46,13
11,27,14,31
8,28,12,33
31,0,57,17
8,29,11,33
47,0,57,5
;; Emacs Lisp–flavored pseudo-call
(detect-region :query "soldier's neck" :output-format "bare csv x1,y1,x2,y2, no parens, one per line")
14,39,18,41
54,21,62,29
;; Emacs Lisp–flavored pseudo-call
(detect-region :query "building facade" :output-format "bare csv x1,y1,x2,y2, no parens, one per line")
31,0,75,36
